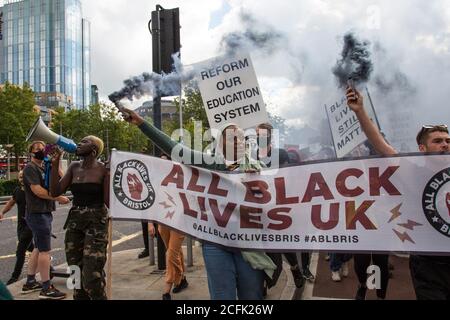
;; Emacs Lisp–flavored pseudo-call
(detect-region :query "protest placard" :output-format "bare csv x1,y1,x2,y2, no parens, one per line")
195,53,269,130
325,90,378,158
110,150,450,254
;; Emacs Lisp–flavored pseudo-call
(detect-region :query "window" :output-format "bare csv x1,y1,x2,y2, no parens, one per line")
30,68,35,83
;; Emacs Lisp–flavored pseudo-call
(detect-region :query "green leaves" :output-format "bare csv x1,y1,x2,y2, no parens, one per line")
0,82,37,158
51,103,148,159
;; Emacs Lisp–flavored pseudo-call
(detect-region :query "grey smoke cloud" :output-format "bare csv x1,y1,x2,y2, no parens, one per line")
220,11,287,56
332,32,374,88
99,0,450,155
219,11,305,84
108,54,198,103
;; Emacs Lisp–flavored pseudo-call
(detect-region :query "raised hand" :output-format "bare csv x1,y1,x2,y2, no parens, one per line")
116,105,144,126
346,86,364,113
49,146,64,164
127,173,143,200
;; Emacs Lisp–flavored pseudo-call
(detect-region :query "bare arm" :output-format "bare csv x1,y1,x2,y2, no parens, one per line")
50,149,74,197
0,198,16,218
103,165,110,208
30,184,59,200
346,87,397,156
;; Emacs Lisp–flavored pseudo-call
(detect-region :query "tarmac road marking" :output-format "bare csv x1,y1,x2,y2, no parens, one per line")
112,231,142,247
0,253,16,260
0,216,18,222
0,231,142,260
0,248,64,260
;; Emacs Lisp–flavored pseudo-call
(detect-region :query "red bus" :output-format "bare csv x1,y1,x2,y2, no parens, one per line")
0,157,28,171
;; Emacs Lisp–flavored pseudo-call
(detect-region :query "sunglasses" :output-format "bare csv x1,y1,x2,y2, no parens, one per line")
420,125,448,134
422,124,448,130
417,125,449,144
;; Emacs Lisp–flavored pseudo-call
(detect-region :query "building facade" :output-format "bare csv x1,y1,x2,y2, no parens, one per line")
136,100,178,121
0,0,90,109
90,84,98,105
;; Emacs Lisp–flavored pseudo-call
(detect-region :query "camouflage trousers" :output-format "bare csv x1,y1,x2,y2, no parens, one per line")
64,206,108,300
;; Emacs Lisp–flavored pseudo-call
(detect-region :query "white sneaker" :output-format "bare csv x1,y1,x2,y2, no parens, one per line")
331,271,341,282
342,262,349,277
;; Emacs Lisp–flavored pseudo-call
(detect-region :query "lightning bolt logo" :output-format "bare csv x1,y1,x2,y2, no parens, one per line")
165,211,175,219
159,201,171,209
388,203,403,223
165,192,176,206
393,229,415,244
397,220,423,231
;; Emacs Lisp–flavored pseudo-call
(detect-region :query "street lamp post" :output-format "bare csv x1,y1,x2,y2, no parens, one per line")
5,143,14,181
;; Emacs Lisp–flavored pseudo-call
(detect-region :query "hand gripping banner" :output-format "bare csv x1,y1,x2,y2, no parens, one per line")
110,150,450,254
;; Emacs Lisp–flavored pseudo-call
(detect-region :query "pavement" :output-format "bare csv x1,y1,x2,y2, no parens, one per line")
0,203,144,283
300,252,415,300
7,246,297,300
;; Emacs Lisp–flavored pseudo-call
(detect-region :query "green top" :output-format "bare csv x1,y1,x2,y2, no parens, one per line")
138,121,227,171
0,281,13,300
138,120,276,277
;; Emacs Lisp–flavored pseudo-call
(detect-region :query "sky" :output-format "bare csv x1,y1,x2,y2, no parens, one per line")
80,0,450,150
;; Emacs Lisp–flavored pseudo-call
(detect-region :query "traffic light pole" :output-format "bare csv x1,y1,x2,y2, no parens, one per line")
151,5,166,271
150,4,183,270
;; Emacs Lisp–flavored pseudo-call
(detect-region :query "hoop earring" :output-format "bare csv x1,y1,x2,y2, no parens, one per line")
92,150,97,157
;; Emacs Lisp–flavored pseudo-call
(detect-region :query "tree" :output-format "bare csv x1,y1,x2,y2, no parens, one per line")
0,82,38,170
165,87,291,151
51,103,148,159
165,88,211,151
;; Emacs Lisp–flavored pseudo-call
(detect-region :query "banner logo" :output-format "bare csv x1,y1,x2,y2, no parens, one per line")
113,160,156,210
422,168,450,238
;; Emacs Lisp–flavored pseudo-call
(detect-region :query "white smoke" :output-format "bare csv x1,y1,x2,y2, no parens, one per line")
93,0,450,153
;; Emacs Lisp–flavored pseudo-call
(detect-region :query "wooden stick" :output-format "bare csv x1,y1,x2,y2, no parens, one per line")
106,217,113,300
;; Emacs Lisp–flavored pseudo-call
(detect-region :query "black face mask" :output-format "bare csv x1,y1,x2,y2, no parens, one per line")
33,150,46,161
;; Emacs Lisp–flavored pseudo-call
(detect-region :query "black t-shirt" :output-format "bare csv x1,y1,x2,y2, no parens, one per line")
12,187,26,226
416,255,450,264
23,162,55,214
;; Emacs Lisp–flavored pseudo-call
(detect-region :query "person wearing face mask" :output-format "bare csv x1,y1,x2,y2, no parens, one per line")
0,171,35,285
119,106,276,300
50,136,110,300
22,141,70,299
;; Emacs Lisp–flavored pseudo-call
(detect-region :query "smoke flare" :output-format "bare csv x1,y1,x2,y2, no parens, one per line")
332,33,373,88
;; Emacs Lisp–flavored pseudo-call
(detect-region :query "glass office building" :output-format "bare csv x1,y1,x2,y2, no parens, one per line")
0,0,91,109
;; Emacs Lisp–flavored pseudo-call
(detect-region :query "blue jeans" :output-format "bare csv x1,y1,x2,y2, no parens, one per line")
330,253,352,272
202,243,265,300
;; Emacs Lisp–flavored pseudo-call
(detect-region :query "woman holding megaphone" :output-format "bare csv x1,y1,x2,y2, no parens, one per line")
49,136,110,300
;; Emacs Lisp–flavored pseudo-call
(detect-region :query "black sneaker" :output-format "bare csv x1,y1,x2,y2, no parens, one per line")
6,277,18,286
21,281,43,294
162,293,171,300
291,267,305,288
38,285,66,300
172,277,188,293
138,249,150,259
302,268,315,282
355,284,367,300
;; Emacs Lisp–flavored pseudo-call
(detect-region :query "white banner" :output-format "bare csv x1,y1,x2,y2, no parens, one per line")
325,91,378,158
195,53,269,130
110,150,450,254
